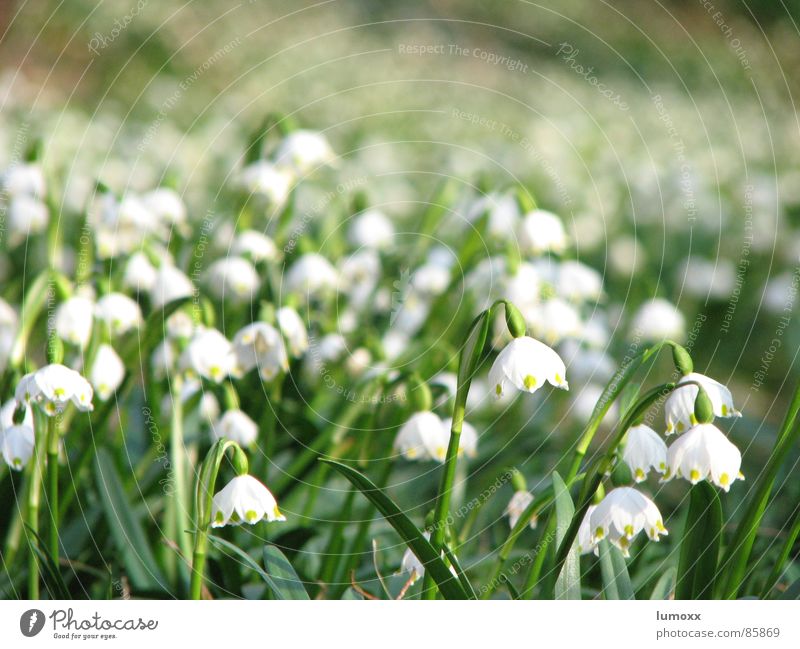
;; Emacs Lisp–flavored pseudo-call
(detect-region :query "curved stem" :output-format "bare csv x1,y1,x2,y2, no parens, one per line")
46,417,60,561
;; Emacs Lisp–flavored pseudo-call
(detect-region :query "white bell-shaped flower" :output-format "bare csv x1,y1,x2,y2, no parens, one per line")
518,209,567,255
489,336,568,399
399,531,430,584
348,209,394,250
393,411,444,461
54,295,95,348
557,260,604,303
631,298,685,342
275,130,336,173
123,252,158,293
505,490,537,530
664,423,743,492
664,372,741,435
527,297,583,346
16,364,94,415
206,256,260,302
284,253,338,297
239,160,293,204
142,187,187,233
623,424,668,482
0,399,34,470
577,504,599,555
8,195,49,245
2,162,45,198
590,487,667,557
338,250,380,309
277,307,308,357
503,262,541,310
412,263,451,297
231,230,279,263
212,409,258,447
150,264,194,309
90,343,125,401
180,327,235,383
95,292,142,335
232,322,289,380
211,475,285,527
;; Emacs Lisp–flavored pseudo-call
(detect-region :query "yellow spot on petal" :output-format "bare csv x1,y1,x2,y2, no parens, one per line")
656,520,666,532
690,413,698,425
245,510,258,522
594,527,605,540
214,511,224,523
273,506,284,519
495,383,502,396
618,537,630,549
406,448,417,459
436,446,446,460
210,365,222,379
719,473,730,487
523,375,537,390
635,468,645,481
689,469,701,482
554,373,563,385
721,404,728,416
624,524,634,538
659,462,666,471
677,421,685,433
54,387,65,397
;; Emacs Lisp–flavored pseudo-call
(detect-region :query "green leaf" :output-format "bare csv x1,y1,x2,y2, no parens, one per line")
207,535,287,600
320,459,469,599
552,472,581,600
94,449,165,592
677,482,722,599
440,543,477,599
263,545,309,600
599,540,634,600
650,567,677,600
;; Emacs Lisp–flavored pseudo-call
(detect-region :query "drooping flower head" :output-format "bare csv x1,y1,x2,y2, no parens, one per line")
0,399,34,470
16,364,94,415
664,372,741,435
211,475,285,527
590,487,667,557
664,422,743,492
505,490,537,530
489,335,568,399
622,423,668,482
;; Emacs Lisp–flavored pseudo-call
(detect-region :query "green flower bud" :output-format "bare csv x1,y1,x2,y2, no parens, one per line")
231,444,249,476
504,301,527,339
591,483,606,505
672,344,694,376
694,387,714,424
509,467,527,492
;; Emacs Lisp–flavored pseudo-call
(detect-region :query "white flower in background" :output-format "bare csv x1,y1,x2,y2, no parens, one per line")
557,260,604,303
382,330,409,360
678,257,736,300
231,230,279,263
0,399,34,470
212,409,258,447
96,193,159,256
277,306,308,358
0,298,19,373
505,490,537,530
95,293,143,335
442,417,478,460
54,295,95,348
560,341,615,384
399,531,430,584
284,253,338,297
390,288,431,335
467,192,520,240
275,130,336,173
90,343,125,401
489,336,568,399
590,487,667,556
664,373,741,435
348,209,394,250
431,372,457,407
623,424,667,482
142,187,188,234
232,322,289,380
609,236,645,277
571,383,618,424
180,327,235,383
206,256,260,302
527,297,582,345
123,252,157,293
166,310,194,340
393,411,443,461
630,298,685,342
151,340,176,379
150,264,194,309
664,423,743,491
2,162,45,198
8,195,49,244
411,263,450,297
338,250,380,308
345,347,372,376
504,263,541,309
211,475,285,527
577,504,599,555
239,160,294,204
16,364,94,415
763,272,797,314
518,209,567,255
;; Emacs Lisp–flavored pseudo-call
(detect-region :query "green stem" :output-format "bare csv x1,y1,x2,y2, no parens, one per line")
27,417,47,599
169,375,192,574
760,503,800,598
46,417,60,561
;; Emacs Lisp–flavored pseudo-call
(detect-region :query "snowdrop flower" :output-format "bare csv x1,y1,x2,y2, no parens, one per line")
206,256,260,302
467,192,520,240
150,264,194,309
411,263,451,297
211,475,285,527
678,257,736,300
489,336,568,399
345,347,372,376
664,423,743,491
95,293,142,335
590,487,667,556
382,329,409,360
338,250,380,308
142,187,188,233
54,295,95,349
349,209,394,250
503,263,541,309
180,327,235,383
442,418,478,460
518,209,567,255
557,260,604,303
505,491,537,530
393,411,443,461
623,424,667,482
399,532,431,584
2,162,45,198
560,341,615,384
16,364,94,415
277,307,308,358
166,310,195,340
571,383,618,424
664,373,741,435
8,195,49,244
284,253,338,297
151,340,176,379
0,298,17,373
212,410,258,447
390,289,431,335
239,160,293,204
577,505,599,555
0,399,34,470
123,252,157,293
232,322,289,380
90,343,125,401
631,299,685,342
231,230,279,263
527,297,582,345
275,130,336,173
